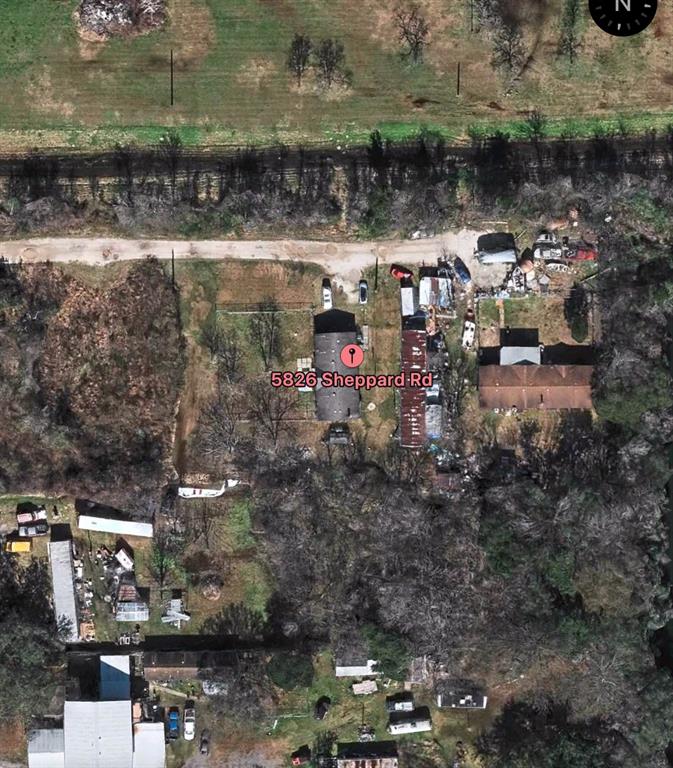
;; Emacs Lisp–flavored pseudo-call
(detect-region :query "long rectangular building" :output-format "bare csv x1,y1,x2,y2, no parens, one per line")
78,515,153,538
400,327,427,448
479,365,593,410
48,540,79,642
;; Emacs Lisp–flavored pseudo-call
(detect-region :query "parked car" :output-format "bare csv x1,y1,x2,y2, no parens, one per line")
453,257,472,286
16,507,47,525
462,320,476,350
545,261,571,273
322,278,333,309
199,729,211,755
183,701,196,741
3,538,32,553
358,279,368,304
389,264,413,281
313,696,331,721
533,230,563,261
167,707,180,740
18,522,49,538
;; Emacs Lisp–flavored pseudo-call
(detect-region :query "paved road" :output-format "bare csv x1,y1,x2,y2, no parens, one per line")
0,229,508,290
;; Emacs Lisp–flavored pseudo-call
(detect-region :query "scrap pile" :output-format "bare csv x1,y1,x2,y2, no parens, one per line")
77,0,166,38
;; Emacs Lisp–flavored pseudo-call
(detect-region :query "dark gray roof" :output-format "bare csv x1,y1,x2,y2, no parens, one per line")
314,309,357,335
314,310,360,422
337,742,399,760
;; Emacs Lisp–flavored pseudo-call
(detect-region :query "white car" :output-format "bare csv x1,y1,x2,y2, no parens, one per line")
545,261,571,273
183,702,196,741
322,278,333,309
462,320,476,350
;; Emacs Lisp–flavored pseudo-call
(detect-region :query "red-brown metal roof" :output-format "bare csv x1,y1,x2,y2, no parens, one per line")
479,365,593,410
400,329,427,448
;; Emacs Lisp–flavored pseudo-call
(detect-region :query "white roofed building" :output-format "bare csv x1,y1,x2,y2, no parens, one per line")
335,659,380,678
48,540,79,642
27,656,164,768
132,723,166,768
78,515,153,538
27,729,65,768
64,700,133,768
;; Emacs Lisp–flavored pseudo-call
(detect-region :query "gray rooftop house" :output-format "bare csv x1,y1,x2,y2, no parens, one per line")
500,346,542,365
314,309,361,421
48,540,79,642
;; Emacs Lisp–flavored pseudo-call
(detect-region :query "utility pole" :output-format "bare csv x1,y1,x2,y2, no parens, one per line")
170,49,174,107
456,62,461,97
374,256,379,292
171,248,176,290
470,0,474,32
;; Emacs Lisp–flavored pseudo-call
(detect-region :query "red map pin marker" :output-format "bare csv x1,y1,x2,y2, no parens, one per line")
341,344,364,368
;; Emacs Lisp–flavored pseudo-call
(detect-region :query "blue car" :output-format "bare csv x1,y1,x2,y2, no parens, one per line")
167,708,180,740
453,257,472,286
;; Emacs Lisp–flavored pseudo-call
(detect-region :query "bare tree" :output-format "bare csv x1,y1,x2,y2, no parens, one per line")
202,319,243,383
287,33,313,86
248,298,282,371
150,531,179,589
558,0,581,63
192,501,216,549
217,332,243,384
394,4,429,64
200,383,246,455
491,21,525,74
315,39,347,88
247,379,296,448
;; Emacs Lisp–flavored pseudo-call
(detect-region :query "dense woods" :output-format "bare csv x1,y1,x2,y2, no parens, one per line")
0,259,183,502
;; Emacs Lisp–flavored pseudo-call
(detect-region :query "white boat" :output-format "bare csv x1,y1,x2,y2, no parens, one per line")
178,480,239,499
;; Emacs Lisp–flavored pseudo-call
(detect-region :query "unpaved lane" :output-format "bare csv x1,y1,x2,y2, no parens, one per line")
0,229,506,290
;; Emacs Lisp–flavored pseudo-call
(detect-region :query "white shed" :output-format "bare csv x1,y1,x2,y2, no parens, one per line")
132,723,166,768
335,659,380,678
78,516,153,538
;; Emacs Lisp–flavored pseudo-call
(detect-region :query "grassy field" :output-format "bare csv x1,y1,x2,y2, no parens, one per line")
1,0,673,150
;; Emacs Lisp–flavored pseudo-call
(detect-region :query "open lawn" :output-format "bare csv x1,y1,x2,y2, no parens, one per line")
1,0,673,149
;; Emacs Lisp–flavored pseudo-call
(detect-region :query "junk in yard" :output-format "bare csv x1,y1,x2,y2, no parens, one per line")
77,0,167,39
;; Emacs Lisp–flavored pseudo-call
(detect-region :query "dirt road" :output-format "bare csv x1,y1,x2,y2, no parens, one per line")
0,229,507,290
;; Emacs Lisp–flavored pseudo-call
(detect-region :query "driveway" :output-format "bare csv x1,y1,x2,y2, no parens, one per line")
0,229,508,291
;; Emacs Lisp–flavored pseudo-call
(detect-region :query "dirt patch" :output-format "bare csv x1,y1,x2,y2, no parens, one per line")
169,0,216,67
0,720,25,764
76,0,166,40
215,261,322,306
27,69,75,119
236,58,278,90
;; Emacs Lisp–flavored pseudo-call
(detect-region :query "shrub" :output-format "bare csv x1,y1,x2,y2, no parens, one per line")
267,652,314,690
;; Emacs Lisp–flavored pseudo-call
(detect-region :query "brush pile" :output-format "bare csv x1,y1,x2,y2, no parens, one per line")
77,0,166,38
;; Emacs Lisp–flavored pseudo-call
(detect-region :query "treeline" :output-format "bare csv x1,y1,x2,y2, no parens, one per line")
3,129,673,239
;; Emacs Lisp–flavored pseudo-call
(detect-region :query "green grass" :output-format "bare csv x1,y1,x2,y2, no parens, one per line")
221,499,255,552
2,0,673,150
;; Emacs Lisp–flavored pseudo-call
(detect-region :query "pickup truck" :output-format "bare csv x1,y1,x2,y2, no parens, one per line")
18,522,49,538
167,707,180,740
16,507,48,525
183,701,196,741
